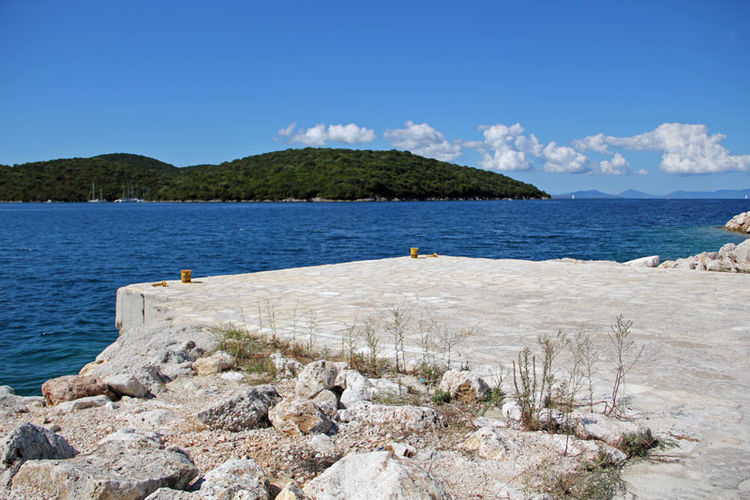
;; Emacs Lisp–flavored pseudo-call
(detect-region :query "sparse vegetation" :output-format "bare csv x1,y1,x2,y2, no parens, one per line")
605,315,644,416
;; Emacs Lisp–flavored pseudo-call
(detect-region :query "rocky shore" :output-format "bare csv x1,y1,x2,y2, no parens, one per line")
1,321,653,499
2,211,749,499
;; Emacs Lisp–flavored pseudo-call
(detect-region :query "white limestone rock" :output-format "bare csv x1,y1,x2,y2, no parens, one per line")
439,370,491,402
196,385,280,431
570,413,654,450
623,255,660,267
276,480,307,500
303,451,449,500
309,433,336,456
198,458,271,500
268,398,332,436
54,394,112,413
270,352,304,378
10,429,197,499
295,360,341,399
660,238,750,273
104,373,149,398
339,371,372,408
725,211,750,234
312,389,339,418
80,323,214,394
0,422,78,488
459,426,513,460
338,402,441,433
193,350,235,376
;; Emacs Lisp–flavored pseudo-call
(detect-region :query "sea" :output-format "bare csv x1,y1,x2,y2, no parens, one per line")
1,199,748,396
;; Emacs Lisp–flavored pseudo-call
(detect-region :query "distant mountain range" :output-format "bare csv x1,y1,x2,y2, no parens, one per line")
553,188,750,200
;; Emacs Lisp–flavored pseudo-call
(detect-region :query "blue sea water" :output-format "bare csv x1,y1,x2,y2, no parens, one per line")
1,199,748,395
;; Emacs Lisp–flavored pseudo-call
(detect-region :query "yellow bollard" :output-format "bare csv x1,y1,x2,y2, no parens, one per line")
181,270,192,283
410,247,419,259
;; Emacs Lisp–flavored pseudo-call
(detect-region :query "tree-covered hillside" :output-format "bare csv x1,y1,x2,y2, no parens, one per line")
0,148,549,202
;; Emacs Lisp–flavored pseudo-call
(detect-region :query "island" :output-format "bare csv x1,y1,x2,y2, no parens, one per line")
0,149,549,202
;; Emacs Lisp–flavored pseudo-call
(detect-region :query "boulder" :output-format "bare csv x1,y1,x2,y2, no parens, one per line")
196,385,280,432
438,370,491,402
268,398,332,436
54,394,113,413
303,451,449,500
725,211,750,234
80,323,215,395
10,429,197,499
276,480,307,500
312,389,339,418
193,350,235,376
104,374,149,398
502,400,522,422
459,426,512,460
0,422,78,487
623,255,660,267
270,352,303,378
569,413,654,450
339,371,372,408
198,458,271,500
660,239,750,273
338,402,441,433
41,374,114,406
308,434,336,456
295,360,340,399
145,488,197,499
0,388,44,417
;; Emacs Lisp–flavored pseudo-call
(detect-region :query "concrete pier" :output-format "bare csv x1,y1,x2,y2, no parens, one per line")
116,256,750,498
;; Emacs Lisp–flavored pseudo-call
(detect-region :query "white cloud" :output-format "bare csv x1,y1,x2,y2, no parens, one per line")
475,123,542,171
542,141,589,173
596,152,631,175
577,123,750,174
573,132,610,153
276,122,375,146
384,121,462,162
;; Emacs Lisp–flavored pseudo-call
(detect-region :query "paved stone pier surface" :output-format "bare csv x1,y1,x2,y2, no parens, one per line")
116,256,750,498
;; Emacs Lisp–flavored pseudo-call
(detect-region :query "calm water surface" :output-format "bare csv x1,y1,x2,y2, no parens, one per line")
1,199,748,395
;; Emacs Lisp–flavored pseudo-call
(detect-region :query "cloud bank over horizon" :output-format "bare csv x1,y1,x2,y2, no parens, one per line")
277,121,749,177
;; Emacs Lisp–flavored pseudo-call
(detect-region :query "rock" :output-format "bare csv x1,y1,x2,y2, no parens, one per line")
570,413,654,450
338,402,441,433
660,239,750,273
303,451,449,500
308,434,336,455
502,401,522,422
104,374,149,398
276,480,307,500
295,360,340,399
270,352,303,378
196,385,280,432
219,371,245,381
459,426,512,460
725,211,750,234
80,323,215,395
193,350,235,376
312,389,339,418
145,487,197,499
0,390,44,417
129,409,177,428
369,378,406,401
623,255,660,267
0,422,78,487
199,458,271,500
269,398,332,436
438,370,491,402
41,374,114,406
387,442,416,458
339,371,372,408
10,429,197,499
54,394,112,413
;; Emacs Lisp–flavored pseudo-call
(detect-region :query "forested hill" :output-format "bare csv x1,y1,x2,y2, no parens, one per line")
0,149,549,202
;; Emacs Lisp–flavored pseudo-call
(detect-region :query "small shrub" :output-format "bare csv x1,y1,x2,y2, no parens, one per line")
431,389,451,403
619,431,657,458
481,387,505,416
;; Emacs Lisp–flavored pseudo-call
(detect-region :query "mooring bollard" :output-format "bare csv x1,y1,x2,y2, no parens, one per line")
410,247,419,259
181,269,192,283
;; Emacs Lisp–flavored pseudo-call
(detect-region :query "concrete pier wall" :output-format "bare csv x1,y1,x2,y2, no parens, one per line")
115,256,750,498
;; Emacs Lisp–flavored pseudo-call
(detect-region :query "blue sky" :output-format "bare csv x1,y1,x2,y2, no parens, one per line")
1,1,748,195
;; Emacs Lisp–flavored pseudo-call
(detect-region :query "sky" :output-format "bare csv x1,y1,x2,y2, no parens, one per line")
1,1,749,195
